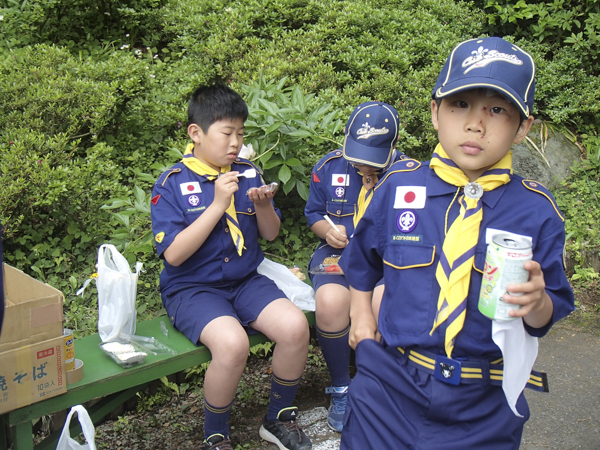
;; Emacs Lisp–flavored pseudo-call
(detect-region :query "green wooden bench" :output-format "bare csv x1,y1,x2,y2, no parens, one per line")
0,311,315,450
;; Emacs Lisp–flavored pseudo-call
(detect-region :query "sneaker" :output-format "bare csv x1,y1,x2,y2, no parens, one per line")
324,385,349,432
200,433,233,450
259,406,312,450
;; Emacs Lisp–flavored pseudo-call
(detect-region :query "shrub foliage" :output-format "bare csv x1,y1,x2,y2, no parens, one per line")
0,0,598,329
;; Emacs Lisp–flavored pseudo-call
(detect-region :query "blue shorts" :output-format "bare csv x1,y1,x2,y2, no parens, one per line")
340,339,528,450
309,244,383,292
161,272,286,345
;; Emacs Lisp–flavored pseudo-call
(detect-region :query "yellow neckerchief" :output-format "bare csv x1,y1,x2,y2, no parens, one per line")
353,171,379,229
429,143,512,357
181,143,245,256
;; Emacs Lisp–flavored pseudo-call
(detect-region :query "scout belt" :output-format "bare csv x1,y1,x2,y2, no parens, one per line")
398,347,549,392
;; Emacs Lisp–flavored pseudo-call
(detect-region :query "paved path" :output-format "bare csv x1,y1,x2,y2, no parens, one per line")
521,325,600,449
259,324,600,449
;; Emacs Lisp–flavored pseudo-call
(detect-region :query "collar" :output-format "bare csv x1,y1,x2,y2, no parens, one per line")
425,162,509,209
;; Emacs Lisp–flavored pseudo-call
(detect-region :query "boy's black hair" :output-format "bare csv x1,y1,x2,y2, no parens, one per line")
188,84,248,132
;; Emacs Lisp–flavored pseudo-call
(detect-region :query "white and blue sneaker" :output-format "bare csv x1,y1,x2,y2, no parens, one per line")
324,386,349,432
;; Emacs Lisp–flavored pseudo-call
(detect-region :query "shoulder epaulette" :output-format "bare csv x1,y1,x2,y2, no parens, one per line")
316,150,344,172
234,157,263,175
522,179,564,221
398,154,417,161
375,159,421,191
156,167,181,187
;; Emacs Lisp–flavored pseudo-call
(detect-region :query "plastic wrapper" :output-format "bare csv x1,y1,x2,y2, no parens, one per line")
124,334,178,355
256,258,315,311
308,255,344,275
246,182,278,195
100,340,147,368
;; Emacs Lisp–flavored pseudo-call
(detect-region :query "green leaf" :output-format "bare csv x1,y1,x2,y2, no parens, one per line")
287,129,313,138
278,164,292,184
264,122,283,135
296,180,310,201
285,158,302,166
101,199,131,210
263,159,283,170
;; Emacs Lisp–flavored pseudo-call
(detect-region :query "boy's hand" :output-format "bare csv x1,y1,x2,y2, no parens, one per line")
348,313,379,349
213,172,239,211
503,260,553,327
248,184,276,207
326,224,349,248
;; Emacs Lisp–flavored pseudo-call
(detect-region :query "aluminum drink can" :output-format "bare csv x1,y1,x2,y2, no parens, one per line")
64,328,75,371
478,234,533,321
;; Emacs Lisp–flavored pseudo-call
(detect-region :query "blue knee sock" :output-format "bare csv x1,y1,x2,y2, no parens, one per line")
266,373,301,421
204,399,233,438
317,325,351,387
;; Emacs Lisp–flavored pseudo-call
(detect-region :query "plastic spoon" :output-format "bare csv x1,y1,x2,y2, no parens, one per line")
237,168,257,178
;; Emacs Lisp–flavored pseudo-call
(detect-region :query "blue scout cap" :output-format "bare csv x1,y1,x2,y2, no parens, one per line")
432,37,535,118
343,102,399,169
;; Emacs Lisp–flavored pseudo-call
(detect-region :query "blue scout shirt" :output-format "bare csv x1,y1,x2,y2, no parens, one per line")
304,149,404,241
340,159,575,359
151,158,280,293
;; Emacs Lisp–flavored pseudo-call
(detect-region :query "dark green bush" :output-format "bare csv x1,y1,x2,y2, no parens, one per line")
162,0,487,159
474,0,599,67
0,0,168,57
0,45,149,296
1,0,599,325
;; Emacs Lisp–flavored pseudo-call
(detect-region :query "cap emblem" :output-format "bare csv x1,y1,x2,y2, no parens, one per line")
463,46,523,74
356,122,389,140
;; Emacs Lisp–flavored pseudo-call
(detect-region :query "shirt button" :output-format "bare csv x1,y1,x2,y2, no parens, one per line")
224,257,230,263
170,316,175,322
225,227,230,233
337,210,341,214
247,207,252,213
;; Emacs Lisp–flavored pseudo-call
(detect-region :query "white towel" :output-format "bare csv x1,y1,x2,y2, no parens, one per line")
492,318,538,417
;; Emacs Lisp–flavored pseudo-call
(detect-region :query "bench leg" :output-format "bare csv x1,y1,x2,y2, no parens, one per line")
11,421,34,450
0,415,8,450
35,384,148,450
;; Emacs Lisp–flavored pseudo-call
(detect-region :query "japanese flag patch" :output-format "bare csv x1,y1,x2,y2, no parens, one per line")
332,174,350,186
394,186,426,209
180,181,201,195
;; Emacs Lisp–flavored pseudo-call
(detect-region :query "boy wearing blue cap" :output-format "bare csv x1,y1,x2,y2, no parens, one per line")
151,85,312,450
339,38,575,448
304,102,405,432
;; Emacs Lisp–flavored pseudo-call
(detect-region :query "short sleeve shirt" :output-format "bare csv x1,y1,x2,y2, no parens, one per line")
151,158,279,293
304,149,404,242
340,159,575,359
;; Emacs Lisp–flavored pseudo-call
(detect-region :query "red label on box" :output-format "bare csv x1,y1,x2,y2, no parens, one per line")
37,347,55,359
56,345,64,386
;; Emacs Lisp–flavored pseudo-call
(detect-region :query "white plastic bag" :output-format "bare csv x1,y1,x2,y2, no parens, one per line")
56,405,96,450
257,258,315,311
96,244,143,343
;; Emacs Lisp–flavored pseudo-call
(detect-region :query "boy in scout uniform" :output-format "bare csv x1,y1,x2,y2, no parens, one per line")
339,38,575,449
151,85,312,450
304,102,404,432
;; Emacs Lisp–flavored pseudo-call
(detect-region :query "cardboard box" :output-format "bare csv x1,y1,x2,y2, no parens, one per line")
0,335,67,414
0,264,64,353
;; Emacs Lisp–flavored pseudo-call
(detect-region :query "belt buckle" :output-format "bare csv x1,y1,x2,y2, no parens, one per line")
433,355,462,385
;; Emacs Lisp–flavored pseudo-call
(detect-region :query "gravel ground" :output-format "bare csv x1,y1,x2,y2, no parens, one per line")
521,324,600,450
